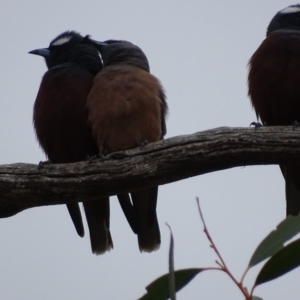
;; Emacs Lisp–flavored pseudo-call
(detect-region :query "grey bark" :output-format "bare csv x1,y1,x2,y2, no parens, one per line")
0,126,299,215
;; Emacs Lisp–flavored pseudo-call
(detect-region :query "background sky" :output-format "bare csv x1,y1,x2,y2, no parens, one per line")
0,1,296,299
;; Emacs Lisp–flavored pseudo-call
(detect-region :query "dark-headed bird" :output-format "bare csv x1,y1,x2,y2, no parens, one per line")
88,40,168,252
29,31,113,254
248,5,300,215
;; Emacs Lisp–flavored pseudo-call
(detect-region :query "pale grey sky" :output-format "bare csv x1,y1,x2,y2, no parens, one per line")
0,1,295,299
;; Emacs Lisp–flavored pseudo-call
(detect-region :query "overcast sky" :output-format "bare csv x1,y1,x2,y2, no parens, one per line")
0,1,296,299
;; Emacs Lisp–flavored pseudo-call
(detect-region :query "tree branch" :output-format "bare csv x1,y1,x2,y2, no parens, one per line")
1,126,299,214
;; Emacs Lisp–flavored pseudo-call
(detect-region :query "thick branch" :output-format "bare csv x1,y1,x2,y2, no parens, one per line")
1,126,299,213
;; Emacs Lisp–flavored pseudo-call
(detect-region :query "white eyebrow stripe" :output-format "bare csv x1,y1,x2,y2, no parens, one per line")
281,6,300,14
52,36,72,46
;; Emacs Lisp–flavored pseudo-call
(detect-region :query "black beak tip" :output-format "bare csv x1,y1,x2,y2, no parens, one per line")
28,48,50,57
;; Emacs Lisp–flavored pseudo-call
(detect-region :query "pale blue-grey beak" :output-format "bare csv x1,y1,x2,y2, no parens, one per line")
28,48,50,58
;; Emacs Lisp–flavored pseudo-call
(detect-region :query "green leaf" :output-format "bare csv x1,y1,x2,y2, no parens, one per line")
166,224,176,300
249,215,300,267
252,296,263,300
138,268,203,300
254,238,300,287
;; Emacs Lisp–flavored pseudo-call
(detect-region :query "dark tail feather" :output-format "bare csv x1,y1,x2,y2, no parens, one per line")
281,164,300,216
117,194,138,233
83,197,113,255
66,203,84,237
131,186,161,252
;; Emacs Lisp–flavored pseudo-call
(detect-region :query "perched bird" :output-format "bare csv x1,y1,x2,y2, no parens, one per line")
29,31,113,254
248,5,300,215
88,40,168,251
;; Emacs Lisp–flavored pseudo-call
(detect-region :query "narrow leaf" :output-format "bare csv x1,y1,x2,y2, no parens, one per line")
249,215,300,267
166,224,176,300
139,268,203,300
254,238,300,287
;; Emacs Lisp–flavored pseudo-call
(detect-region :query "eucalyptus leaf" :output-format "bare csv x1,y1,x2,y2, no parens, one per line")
254,238,300,287
166,224,175,300
139,268,203,300
249,215,300,267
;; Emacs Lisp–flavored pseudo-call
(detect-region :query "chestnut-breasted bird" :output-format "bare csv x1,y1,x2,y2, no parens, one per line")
30,31,113,254
88,40,168,251
248,5,300,215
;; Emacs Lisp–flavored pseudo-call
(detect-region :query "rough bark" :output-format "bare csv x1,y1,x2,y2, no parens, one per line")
1,126,299,215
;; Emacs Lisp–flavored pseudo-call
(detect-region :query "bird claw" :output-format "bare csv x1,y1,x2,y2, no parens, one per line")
86,155,102,163
292,121,300,131
38,160,52,170
250,122,263,128
107,152,128,159
139,139,149,147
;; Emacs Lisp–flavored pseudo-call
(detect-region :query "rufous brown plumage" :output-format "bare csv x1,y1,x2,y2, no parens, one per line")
248,5,300,215
89,40,168,251
30,33,167,253
30,31,113,254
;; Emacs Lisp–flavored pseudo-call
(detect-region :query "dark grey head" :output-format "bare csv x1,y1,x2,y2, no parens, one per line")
29,31,102,75
91,39,150,72
267,5,300,35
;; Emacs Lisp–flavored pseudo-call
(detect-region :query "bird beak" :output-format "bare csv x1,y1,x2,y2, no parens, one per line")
28,48,50,58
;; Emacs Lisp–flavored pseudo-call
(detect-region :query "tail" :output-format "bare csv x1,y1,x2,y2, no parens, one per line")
281,164,300,216
66,203,84,237
83,198,113,255
131,186,161,252
117,194,138,233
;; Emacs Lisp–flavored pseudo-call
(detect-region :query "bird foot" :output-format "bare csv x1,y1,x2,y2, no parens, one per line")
250,122,263,128
250,122,263,131
86,154,103,163
87,154,105,159
38,160,52,170
292,121,300,131
139,139,149,147
107,151,128,159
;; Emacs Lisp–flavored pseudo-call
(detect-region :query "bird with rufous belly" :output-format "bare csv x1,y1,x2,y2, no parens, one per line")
88,39,168,251
248,4,300,216
30,31,113,254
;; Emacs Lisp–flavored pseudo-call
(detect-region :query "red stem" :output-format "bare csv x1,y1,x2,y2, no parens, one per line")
196,197,250,299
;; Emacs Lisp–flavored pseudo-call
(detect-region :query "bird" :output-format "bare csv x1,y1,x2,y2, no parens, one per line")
29,31,113,254
87,39,168,251
248,4,300,216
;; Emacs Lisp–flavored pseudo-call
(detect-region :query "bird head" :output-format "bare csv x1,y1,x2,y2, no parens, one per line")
29,31,102,75
91,39,150,72
267,4,300,35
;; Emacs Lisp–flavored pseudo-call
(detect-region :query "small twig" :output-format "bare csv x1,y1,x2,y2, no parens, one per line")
240,266,250,286
196,197,250,299
215,261,223,268
250,284,256,298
